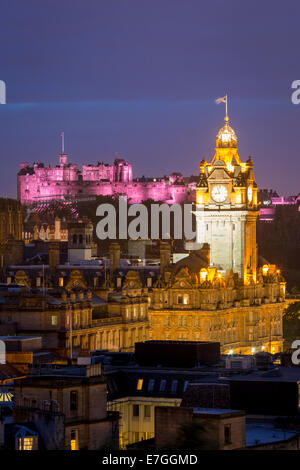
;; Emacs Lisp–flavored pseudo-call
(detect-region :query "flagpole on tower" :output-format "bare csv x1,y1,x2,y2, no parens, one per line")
215,95,228,121
61,132,65,154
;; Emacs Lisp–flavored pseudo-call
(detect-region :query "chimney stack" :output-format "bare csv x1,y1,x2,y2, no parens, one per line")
49,242,60,275
199,243,210,266
160,241,171,273
109,242,120,274
54,218,61,240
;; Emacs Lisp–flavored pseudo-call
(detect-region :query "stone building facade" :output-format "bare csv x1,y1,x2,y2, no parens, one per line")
148,244,285,354
155,406,246,450
0,198,23,243
13,365,119,450
0,287,149,353
0,198,24,279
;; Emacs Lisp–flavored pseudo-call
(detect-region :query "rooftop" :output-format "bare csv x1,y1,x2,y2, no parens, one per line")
246,422,298,447
193,407,244,417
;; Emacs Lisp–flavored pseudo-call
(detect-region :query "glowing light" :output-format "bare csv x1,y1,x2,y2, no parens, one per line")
217,272,222,279
216,120,237,148
219,131,231,143
70,440,77,451
251,347,255,354
236,192,241,204
262,265,269,275
0,392,13,402
228,349,234,355
197,194,203,204
226,162,234,173
19,437,34,451
247,185,253,203
262,345,265,351
137,379,143,390
200,269,207,281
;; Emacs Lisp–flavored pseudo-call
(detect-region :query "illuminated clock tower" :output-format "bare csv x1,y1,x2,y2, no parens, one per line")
195,114,258,283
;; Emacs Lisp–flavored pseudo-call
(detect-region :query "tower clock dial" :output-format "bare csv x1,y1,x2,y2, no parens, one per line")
211,184,228,203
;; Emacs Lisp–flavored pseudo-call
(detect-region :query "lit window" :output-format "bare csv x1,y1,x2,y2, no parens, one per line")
18,437,34,450
70,429,79,450
137,379,143,391
51,315,57,326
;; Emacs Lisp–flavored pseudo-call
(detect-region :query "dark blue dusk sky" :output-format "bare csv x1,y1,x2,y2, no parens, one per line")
0,0,299,197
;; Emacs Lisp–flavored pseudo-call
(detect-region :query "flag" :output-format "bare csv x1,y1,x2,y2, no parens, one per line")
215,96,227,104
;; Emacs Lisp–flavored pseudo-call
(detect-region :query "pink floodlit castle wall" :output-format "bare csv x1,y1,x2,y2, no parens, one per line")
18,154,194,205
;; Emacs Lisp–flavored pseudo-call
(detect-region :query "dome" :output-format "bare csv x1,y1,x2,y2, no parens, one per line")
172,243,210,275
216,117,237,149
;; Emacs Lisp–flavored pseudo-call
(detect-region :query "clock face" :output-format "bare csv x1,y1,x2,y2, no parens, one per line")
247,186,253,203
211,185,228,203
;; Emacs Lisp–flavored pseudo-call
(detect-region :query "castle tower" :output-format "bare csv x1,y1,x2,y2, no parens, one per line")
195,115,258,284
68,221,93,263
59,153,67,166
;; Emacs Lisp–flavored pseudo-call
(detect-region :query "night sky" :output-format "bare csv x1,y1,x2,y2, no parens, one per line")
0,0,299,197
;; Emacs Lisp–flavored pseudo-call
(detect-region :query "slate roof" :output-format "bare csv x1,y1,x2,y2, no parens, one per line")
0,363,25,382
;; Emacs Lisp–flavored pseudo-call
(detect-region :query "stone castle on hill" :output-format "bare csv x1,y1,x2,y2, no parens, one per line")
17,154,195,205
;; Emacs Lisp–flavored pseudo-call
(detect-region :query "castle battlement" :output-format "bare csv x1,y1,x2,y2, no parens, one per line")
18,154,193,205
